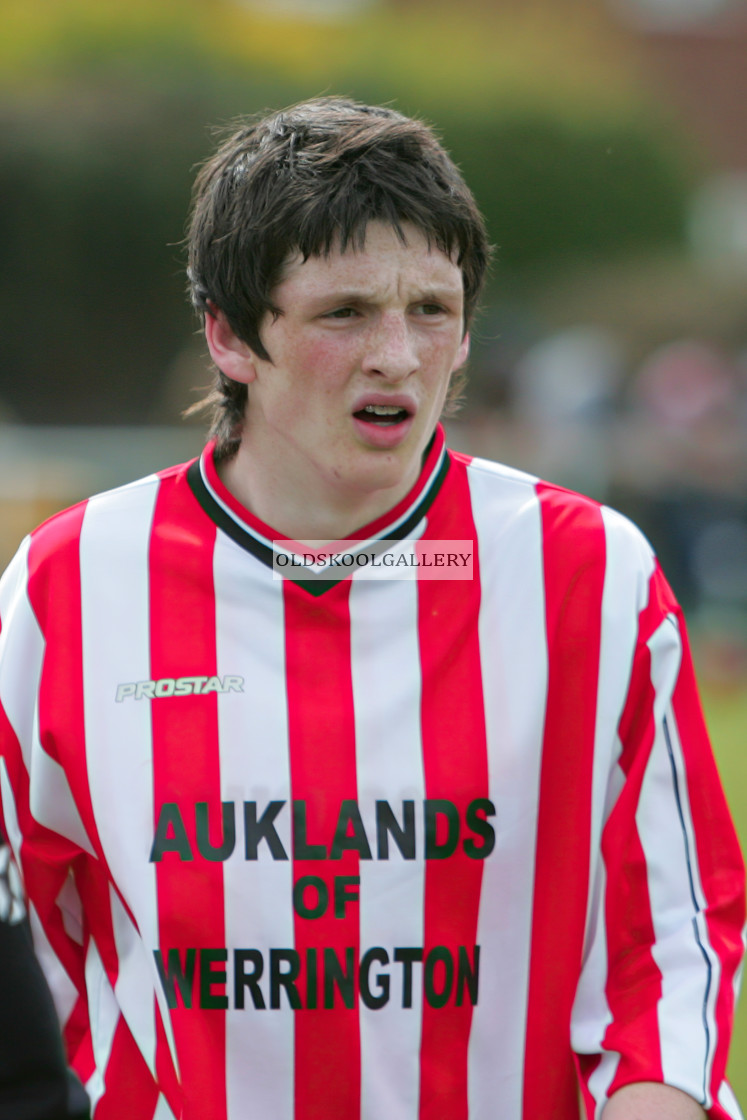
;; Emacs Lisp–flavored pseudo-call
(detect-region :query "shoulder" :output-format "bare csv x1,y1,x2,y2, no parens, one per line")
448,448,658,600
4,461,194,605
451,448,653,554
537,477,655,566
30,462,189,558
449,447,540,496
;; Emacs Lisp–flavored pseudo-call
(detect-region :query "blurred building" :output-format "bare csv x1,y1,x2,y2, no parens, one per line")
394,0,747,168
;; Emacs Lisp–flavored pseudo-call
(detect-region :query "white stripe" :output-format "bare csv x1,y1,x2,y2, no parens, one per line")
27,898,79,1029
661,698,721,1102
29,742,96,857
111,883,158,1078
57,868,84,945
153,1095,179,1120
0,758,22,866
349,575,425,1120
587,1051,620,1119
0,537,40,772
572,507,654,1061
718,1080,745,1120
638,614,719,1105
78,479,175,1066
0,535,96,856
213,534,295,1120
465,458,547,1118
734,935,746,1058
85,937,121,1113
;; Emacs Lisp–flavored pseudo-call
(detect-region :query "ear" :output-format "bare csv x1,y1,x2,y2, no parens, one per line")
204,307,258,385
454,330,471,371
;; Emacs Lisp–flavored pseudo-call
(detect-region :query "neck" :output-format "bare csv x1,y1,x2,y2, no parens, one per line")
217,441,422,545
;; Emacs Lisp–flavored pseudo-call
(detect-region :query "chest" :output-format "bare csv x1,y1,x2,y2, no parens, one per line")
48,557,557,924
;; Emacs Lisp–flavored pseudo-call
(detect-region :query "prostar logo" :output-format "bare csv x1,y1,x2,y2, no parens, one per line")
115,676,245,702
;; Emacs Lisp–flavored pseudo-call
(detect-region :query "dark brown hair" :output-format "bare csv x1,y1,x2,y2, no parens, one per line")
187,96,492,458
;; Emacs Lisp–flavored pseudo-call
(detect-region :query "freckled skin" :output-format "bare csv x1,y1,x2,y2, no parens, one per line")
205,222,470,543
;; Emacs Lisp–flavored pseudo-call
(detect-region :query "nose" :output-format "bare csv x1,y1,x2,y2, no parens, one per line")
361,312,420,381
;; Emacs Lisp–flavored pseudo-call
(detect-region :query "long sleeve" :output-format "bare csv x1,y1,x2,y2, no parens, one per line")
0,831,90,1120
572,558,745,1119
0,535,93,1088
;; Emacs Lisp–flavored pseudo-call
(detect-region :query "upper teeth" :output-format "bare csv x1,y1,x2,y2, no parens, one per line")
363,405,403,415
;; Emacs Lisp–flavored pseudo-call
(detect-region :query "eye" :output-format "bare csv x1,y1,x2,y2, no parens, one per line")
416,303,447,316
323,307,359,320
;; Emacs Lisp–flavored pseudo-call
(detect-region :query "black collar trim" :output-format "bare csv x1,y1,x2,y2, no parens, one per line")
186,439,450,597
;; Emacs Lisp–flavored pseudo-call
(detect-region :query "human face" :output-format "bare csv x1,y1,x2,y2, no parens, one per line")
216,221,469,537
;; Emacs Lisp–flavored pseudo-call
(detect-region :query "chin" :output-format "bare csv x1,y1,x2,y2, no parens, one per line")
334,439,423,498
341,457,409,494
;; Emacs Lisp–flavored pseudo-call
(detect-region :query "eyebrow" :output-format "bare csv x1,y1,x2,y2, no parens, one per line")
310,286,464,307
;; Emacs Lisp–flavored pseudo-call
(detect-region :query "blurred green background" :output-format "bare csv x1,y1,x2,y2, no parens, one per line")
0,0,745,1105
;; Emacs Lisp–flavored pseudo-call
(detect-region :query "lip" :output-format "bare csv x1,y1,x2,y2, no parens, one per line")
350,393,417,450
351,392,417,415
352,412,416,449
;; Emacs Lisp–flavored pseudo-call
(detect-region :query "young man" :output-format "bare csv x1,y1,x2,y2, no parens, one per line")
0,97,743,1120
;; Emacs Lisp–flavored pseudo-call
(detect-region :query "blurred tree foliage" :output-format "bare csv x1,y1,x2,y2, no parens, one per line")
0,0,694,423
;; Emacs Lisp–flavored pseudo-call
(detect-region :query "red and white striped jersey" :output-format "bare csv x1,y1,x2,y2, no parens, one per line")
0,426,744,1120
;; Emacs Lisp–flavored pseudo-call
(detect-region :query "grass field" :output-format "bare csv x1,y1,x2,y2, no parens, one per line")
701,685,747,1105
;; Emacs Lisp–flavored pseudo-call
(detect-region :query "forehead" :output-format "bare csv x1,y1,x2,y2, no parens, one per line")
276,221,464,300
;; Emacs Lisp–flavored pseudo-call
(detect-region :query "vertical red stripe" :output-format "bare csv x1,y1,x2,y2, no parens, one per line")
664,571,746,1109
26,508,123,1070
284,579,361,1120
417,456,488,1120
523,485,605,1119
71,1026,95,1085
27,509,87,769
149,473,227,1120
600,575,664,1095
0,700,80,992
27,507,143,941
94,1017,160,1120
27,507,111,882
154,1005,182,1119
26,502,173,1107
575,1053,601,1118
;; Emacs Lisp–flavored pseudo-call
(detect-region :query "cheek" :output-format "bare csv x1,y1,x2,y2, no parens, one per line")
422,338,463,384
289,339,351,398
423,328,464,365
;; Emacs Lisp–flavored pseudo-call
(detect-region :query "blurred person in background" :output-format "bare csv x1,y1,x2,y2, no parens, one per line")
613,339,747,648
0,97,744,1120
508,324,625,500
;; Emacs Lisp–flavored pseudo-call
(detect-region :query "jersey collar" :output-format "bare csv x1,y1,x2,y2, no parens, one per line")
186,425,450,594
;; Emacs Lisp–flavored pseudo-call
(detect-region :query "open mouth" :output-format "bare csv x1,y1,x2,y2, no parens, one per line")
353,404,411,426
